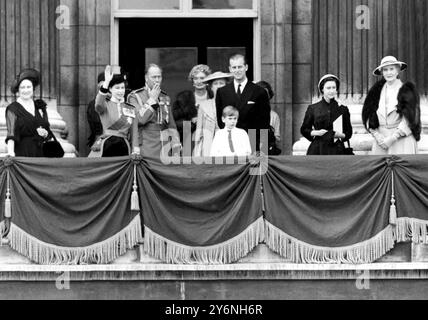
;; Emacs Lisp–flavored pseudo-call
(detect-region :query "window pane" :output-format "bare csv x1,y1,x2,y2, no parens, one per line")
146,48,197,101
119,0,180,10
193,0,253,9
207,47,247,72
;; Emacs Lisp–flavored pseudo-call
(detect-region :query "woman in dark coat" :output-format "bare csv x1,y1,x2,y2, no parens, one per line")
5,69,53,157
300,74,353,155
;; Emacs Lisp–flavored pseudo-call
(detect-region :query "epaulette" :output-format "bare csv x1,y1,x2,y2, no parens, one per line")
131,87,146,95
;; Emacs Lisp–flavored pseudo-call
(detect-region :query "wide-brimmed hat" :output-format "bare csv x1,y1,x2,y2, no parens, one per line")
373,56,407,76
318,74,340,93
202,71,232,83
11,68,40,94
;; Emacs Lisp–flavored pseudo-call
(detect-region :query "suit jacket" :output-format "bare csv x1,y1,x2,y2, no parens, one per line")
215,81,271,131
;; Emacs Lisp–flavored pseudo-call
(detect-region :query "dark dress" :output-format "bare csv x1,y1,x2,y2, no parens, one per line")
87,99,103,147
5,100,52,157
172,91,198,156
300,98,353,155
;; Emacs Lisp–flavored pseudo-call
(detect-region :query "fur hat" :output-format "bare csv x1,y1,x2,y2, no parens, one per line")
11,68,40,94
373,56,407,76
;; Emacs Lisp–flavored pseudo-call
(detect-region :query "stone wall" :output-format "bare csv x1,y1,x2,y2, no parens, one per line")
58,0,111,156
291,0,313,150
260,0,293,155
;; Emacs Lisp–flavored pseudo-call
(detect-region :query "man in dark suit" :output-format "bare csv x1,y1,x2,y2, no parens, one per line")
216,54,271,152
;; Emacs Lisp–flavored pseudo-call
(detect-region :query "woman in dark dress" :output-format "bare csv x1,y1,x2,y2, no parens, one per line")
300,74,353,155
5,69,52,157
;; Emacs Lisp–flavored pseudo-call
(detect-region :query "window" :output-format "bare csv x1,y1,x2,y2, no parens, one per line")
112,0,260,84
114,0,257,15
193,0,253,9
119,0,180,10
119,19,253,101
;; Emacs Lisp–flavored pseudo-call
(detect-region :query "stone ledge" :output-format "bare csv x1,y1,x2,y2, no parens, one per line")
1,262,428,282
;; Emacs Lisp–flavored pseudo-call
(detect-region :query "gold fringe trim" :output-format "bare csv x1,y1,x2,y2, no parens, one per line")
395,217,428,244
7,215,143,265
265,221,395,264
144,216,265,264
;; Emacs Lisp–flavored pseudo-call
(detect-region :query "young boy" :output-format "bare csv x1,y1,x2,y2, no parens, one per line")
210,106,252,157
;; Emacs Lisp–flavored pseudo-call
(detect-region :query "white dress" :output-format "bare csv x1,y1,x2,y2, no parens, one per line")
371,80,418,155
193,94,219,157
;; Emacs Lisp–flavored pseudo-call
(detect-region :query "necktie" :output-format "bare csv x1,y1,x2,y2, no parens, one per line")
228,130,235,153
237,84,242,99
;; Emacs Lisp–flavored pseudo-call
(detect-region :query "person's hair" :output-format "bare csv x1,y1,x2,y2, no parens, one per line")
222,106,239,118
188,64,212,82
319,77,340,94
256,81,274,100
229,54,247,66
172,90,198,121
145,63,162,75
11,68,40,94
13,78,36,94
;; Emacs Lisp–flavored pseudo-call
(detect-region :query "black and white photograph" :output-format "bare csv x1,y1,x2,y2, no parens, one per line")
0,0,427,305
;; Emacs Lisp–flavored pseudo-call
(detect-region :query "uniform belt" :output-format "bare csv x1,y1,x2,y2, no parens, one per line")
141,123,164,131
104,129,127,139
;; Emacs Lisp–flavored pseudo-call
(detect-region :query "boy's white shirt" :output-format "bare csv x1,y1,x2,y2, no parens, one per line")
210,127,252,157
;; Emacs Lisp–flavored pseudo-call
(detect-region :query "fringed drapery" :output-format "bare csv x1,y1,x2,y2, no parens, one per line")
5,157,142,264
8,215,142,265
265,221,395,264
1,155,428,265
144,217,265,264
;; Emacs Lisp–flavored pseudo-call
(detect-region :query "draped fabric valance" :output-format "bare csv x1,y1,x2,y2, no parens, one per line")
0,155,427,265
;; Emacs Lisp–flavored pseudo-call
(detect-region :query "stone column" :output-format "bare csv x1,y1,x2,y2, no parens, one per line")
0,0,76,157
260,0,293,155
291,0,313,153
57,0,111,156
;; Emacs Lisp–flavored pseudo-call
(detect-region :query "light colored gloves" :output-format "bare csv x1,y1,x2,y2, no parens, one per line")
370,129,402,150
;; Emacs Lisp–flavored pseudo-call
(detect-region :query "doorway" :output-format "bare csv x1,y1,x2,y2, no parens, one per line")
119,18,254,101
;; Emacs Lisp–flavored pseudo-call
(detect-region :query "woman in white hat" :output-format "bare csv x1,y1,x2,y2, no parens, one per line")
300,74,353,155
362,56,421,155
193,71,232,157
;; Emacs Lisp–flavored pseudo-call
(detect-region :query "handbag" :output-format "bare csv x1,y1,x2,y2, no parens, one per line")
42,129,65,158
343,141,354,155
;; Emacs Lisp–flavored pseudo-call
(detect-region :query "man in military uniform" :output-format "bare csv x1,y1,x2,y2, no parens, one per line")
127,64,181,161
